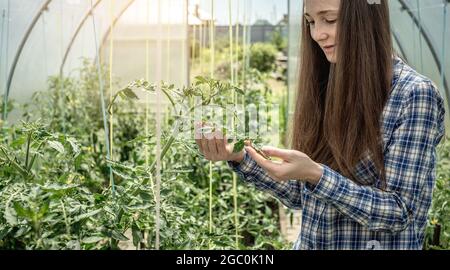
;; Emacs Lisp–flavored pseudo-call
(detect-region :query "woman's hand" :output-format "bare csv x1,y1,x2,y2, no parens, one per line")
245,146,324,185
195,123,245,163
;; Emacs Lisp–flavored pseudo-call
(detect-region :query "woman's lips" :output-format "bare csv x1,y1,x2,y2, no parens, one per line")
323,45,335,53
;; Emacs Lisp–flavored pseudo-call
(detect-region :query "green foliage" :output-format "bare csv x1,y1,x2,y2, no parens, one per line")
233,140,245,153
271,29,288,52
424,138,450,250
110,74,278,164
0,95,16,125
249,43,278,73
0,60,290,250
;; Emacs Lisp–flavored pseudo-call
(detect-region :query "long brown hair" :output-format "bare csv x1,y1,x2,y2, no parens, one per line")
292,0,393,188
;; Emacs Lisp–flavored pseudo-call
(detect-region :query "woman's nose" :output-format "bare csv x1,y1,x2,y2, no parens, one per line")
311,25,329,43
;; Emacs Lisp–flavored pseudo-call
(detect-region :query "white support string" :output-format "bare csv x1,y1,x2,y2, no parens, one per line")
442,1,448,103
155,0,162,250
109,0,115,164
228,0,239,249
41,11,48,78
2,0,10,121
208,0,216,242
1,9,6,114
416,0,424,72
59,0,68,132
89,0,115,197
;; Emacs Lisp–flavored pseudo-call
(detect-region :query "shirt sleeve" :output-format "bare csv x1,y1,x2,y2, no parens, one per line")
304,80,446,232
228,152,303,210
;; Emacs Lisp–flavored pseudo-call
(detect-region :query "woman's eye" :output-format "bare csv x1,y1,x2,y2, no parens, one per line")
325,19,337,24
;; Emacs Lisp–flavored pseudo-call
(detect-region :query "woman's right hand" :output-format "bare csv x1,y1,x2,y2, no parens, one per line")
195,123,245,163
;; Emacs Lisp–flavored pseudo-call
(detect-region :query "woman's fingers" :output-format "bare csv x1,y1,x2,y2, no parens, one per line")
207,136,218,157
195,121,231,161
195,139,203,153
195,122,212,157
261,146,294,161
194,122,204,153
200,137,210,157
195,135,203,154
215,132,227,157
245,146,279,172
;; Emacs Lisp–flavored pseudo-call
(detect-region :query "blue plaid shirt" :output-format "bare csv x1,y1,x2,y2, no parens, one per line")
229,55,446,250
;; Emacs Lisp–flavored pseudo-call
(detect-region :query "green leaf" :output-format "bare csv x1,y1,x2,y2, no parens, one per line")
4,205,18,226
14,226,30,238
38,200,50,217
48,140,65,154
74,155,83,171
110,230,129,241
0,227,11,240
73,209,102,222
40,183,79,192
13,202,33,219
139,191,153,202
94,194,107,203
132,224,143,247
67,138,81,157
194,76,208,85
10,136,27,148
120,88,139,100
234,87,245,95
142,81,152,90
82,236,105,244
233,140,245,153
112,169,132,180
124,203,152,211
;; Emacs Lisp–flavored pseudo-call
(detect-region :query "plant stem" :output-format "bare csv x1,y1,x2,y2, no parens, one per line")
25,132,32,169
432,224,441,247
0,146,28,178
27,141,44,172
147,135,175,177
60,199,71,236
114,93,215,227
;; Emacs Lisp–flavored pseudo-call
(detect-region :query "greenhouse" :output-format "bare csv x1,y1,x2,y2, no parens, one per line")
0,0,449,250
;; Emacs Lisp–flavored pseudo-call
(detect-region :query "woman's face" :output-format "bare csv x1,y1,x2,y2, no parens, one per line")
304,0,340,63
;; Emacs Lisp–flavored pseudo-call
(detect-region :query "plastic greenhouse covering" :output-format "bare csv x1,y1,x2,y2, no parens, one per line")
0,0,448,127
0,0,190,122
288,0,450,130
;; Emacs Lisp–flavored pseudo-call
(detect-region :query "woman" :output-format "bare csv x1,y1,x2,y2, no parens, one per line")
195,0,446,250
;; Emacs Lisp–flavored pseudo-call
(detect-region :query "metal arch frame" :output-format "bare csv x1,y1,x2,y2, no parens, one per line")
60,0,135,72
59,0,102,75
392,29,409,63
185,0,190,85
4,0,52,120
397,0,449,101
95,0,191,64
6,0,135,100
98,0,135,56
5,1,449,110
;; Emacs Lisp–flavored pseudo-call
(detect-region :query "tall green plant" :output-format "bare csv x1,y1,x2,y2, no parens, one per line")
424,138,450,250
0,60,290,250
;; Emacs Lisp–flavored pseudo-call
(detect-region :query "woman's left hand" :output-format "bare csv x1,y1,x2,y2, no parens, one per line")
245,146,324,185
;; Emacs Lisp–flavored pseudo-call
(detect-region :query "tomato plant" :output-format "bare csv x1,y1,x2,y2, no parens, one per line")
0,60,289,250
